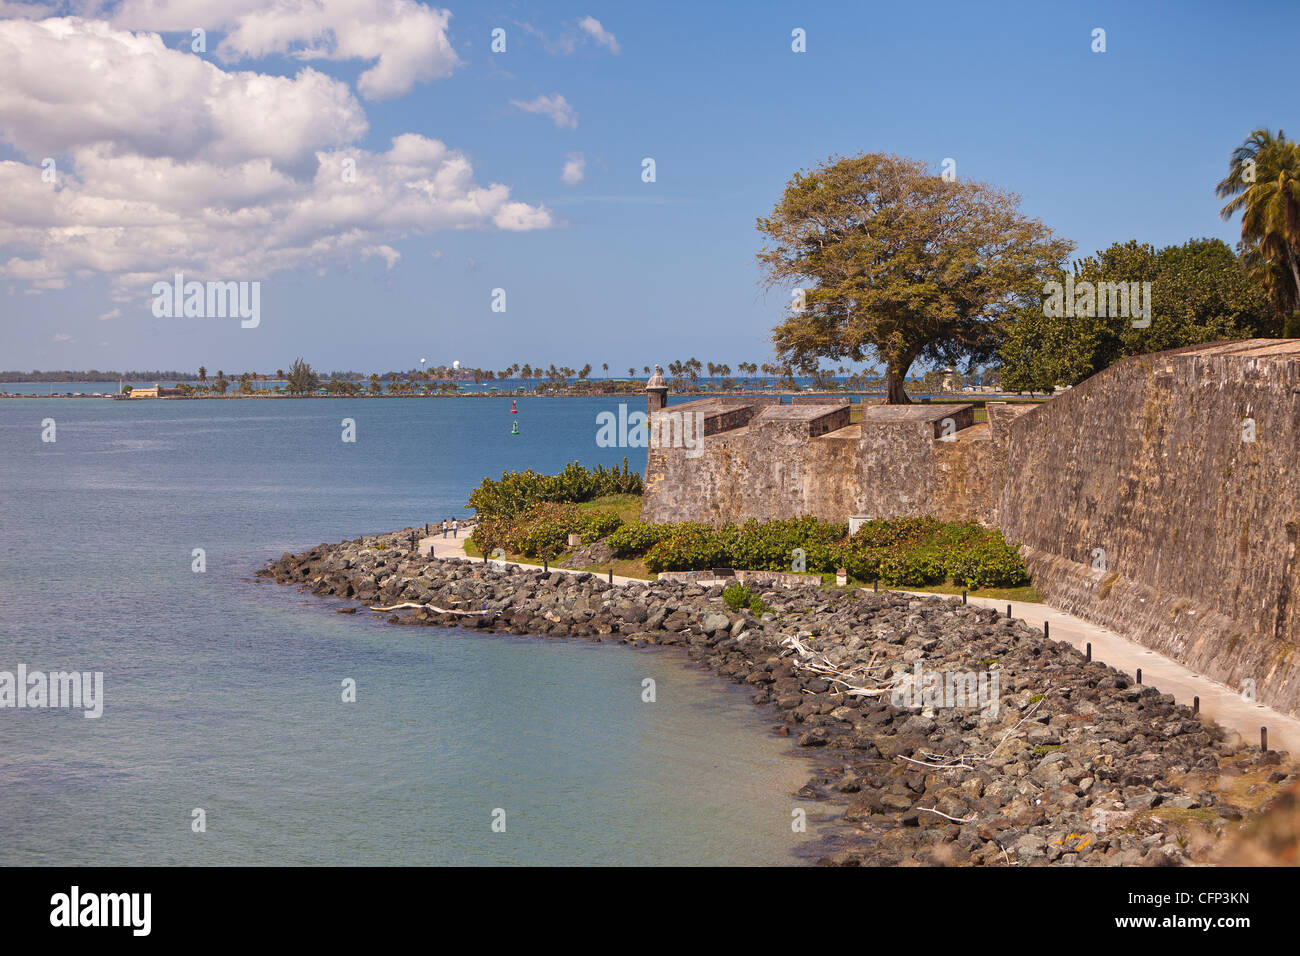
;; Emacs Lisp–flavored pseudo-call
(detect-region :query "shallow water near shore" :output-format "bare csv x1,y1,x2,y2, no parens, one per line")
0,397,814,865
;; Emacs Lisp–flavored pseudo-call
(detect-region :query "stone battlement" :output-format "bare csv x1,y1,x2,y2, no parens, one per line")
641,341,1300,717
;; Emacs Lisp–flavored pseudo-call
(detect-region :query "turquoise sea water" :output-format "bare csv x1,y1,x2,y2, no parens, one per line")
0,397,813,865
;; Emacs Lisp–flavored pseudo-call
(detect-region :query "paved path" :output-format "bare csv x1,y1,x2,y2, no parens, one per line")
419,532,1300,756
419,533,644,585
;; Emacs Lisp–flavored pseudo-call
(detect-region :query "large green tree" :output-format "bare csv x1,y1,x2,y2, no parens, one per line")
998,238,1274,391
757,153,1073,403
1216,128,1300,321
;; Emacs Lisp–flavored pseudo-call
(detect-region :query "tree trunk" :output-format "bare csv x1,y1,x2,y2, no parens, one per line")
884,363,912,404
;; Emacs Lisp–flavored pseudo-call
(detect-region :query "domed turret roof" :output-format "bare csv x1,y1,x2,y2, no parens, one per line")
646,364,666,389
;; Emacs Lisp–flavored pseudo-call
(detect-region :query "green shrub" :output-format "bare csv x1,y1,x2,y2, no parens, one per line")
878,546,947,586
607,521,671,557
467,459,642,519
947,538,1030,588
841,542,885,581
473,506,1030,591
722,582,769,616
470,502,624,559
643,523,730,572
848,516,942,548
732,517,846,573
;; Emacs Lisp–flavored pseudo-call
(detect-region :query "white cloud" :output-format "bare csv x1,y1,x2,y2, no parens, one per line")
511,93,577,130
0,135,552,294
111,0,461,100
361,244,400,270
0,20,551,296
561,152,585,186
98,307,122,320
53,332,72,341
515,16,619,56
0,18,367,166
577,16,618,53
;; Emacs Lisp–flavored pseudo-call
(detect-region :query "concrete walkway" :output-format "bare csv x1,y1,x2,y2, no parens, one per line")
419,531,1300,756
418,533,645,586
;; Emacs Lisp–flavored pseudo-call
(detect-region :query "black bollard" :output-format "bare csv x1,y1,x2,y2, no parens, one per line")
1136,668,1142,684
873,579,878,592
543,558,548,573
961,590,967,604
1193,696,1200,714
1085,642,1092,662
1044,621,1049,640
608,568,614,585
1006,604,1012,619
1262,727,1268,752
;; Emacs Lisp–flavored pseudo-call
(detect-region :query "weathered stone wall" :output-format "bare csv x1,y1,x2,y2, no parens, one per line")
998,341,1300,717
640,341,1300,717
642,402,1000,525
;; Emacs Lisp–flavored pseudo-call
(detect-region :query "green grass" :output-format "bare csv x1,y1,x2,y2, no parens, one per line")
576,493,642,524
579,559,656,581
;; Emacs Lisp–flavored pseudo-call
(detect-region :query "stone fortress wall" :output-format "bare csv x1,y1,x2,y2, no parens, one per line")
640,341,1300,718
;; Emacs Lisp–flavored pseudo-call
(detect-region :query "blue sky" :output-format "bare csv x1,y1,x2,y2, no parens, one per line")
1,0,1295,374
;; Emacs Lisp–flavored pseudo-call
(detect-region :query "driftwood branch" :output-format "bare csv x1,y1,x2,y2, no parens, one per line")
918,807,977,823
780,635,897,697
369,602,488,616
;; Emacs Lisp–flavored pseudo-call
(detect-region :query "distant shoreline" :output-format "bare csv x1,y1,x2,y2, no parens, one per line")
0,388,1046,402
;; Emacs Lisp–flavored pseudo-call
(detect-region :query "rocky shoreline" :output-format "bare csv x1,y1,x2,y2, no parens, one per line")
258,527,1292,866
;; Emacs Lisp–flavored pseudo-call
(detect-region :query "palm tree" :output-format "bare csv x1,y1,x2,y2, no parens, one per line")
601,362,609,376
1217,128,1300,319
628,367,635,378
197,365,207,382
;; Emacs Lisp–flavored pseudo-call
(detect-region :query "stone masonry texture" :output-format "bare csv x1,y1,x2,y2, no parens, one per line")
640,340,1300,718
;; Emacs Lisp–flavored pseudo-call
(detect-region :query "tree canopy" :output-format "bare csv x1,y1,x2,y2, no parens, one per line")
757,153,1072,402
997,238,1274,392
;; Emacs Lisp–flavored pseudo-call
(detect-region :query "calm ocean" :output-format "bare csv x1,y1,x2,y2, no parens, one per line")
0,396,813,865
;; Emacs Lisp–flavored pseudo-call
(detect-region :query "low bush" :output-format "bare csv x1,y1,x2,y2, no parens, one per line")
722,582,770,617
606,521,670,557
471,502,624,559
468,459,642,520
472,506,1030,590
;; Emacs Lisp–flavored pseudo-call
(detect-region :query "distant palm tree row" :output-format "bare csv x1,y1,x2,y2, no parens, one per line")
178,356,1006,397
